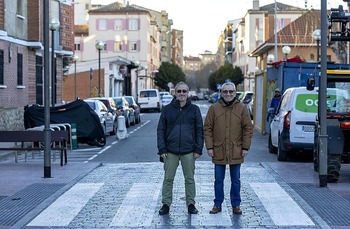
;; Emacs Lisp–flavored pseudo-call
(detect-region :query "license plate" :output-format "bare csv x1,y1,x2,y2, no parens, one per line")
302,125,315,132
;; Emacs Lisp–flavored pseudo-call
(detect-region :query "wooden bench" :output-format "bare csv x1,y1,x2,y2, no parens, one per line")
0,130,69,166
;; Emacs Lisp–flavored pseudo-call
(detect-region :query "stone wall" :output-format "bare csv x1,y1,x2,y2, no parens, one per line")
0,108,25,131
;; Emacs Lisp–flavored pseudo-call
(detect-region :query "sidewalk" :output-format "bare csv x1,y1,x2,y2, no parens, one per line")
0,159,349,228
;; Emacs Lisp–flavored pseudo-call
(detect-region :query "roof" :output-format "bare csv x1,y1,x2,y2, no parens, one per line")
89,2,149,15
251,10,320,55
250,2,304,13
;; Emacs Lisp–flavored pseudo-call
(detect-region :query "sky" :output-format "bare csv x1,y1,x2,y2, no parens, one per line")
92,0,348,56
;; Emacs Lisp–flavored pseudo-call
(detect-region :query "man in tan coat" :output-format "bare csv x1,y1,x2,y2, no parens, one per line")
204,81,253,215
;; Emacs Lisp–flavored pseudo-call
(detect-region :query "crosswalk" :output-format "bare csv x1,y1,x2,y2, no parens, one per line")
24,162,317,228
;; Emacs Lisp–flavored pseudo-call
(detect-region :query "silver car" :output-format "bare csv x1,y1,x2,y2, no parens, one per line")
84,99,117,135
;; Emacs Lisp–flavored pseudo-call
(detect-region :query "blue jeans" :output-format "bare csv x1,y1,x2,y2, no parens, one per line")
213,164,241,208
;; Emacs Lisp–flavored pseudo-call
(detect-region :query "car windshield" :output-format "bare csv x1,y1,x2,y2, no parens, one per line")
125,97,133,104
114,98,122,106
85,101,95,110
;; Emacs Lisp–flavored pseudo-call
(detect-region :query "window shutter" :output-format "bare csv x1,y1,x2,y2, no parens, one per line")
137,40,141,52
138,19,141,30
122,19,127,30
126,19,129,30
106,40,114,51
107,19,114,30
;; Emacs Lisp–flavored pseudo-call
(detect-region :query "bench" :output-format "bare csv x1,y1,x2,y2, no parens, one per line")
0,130,69,166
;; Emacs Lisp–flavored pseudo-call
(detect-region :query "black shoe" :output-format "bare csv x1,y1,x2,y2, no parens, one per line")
159,204,169,215
188,204,198,214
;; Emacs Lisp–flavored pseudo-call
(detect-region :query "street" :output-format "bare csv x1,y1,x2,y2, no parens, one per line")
0,100,349,228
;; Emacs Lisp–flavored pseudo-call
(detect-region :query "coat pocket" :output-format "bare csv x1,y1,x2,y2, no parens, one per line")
213,141,224,160
231,142,243,160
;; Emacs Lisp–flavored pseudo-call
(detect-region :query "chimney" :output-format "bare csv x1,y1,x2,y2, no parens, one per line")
253,0,259,10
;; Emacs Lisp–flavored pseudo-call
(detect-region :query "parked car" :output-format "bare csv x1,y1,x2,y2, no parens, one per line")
236,91,243,100
138,89,162,112
113,96,134,127
124,95,141,124
161,94,174,108
159,91,170,98
208,92,218,103
87,97,120,116
239,91,254,104
268,87,318,161
84,99,118,135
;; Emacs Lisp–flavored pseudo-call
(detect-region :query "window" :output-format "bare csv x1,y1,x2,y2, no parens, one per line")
0,50,3,85
130,41,138,51
17,0,24,16
129,19,138,30
114,41,122,51
75,43,81,51
98,19,107,30
17,53,23,85
114,19,123,30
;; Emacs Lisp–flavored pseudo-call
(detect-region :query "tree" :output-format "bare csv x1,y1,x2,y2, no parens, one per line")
208,63,243,91
154,62,186,90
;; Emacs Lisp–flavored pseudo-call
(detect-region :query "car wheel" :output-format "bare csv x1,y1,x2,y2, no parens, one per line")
110,121,117,135
135,114,139,124
268,133,277,154
277,138,288,161
130,115,135,126
125,115,130,128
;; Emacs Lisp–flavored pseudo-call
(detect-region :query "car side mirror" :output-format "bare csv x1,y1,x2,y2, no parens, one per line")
306,77,315,91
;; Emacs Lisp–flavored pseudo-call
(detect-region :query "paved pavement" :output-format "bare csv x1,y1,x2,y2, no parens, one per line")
0,142,349,228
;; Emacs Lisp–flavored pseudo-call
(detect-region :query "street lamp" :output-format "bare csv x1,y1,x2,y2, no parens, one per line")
95,41,105,97
144,66,148,89
72,55,79,99
313,29,321,62
134,61,140,100
282,45,291,60
49,17,60,107
267,54,275,65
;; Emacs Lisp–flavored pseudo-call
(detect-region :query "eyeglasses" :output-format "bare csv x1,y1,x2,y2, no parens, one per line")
222,90,235,94
176,89,188,93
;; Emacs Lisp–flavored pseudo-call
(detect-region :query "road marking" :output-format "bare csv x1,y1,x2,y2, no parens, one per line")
250,183,315,226
84,145,111,163
27,183,103,227
191,183,232,227
109,183,161,227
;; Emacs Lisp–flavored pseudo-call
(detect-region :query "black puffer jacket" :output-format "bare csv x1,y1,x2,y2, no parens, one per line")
157,98,204,155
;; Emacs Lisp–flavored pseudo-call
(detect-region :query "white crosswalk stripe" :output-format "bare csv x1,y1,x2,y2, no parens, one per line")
27,183,103,227
24,163,316,228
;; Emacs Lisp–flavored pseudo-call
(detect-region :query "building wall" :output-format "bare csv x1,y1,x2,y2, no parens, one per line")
0,42,30,108
63,68,104,101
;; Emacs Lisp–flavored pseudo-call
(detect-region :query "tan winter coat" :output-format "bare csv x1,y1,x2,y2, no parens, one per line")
204,99,253,165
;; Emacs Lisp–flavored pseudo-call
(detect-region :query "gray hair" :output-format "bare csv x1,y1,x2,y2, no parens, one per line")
221,82,236,91
174,81,189,91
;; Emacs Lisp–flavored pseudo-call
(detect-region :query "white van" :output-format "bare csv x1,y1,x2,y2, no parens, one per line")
268,87,318,161
138,89,162,112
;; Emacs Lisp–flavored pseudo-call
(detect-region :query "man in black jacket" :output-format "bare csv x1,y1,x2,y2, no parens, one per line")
157,81,204,215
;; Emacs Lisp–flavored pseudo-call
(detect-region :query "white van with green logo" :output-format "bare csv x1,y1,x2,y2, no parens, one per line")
268,87,319,161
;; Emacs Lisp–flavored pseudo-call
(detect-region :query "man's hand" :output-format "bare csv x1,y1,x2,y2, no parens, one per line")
207,149,214,157
194,153,201,159
161,153,168,159
242,149,248,157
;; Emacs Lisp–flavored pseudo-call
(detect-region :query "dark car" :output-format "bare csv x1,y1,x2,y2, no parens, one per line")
113,96,134,127
124,95,141,124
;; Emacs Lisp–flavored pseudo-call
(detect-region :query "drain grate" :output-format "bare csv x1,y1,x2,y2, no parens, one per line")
0,183,64,226
290,183,350,226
